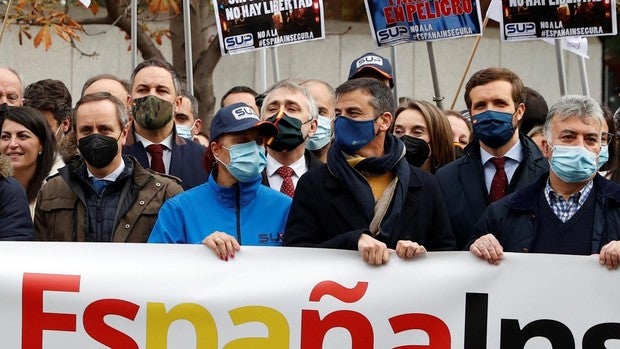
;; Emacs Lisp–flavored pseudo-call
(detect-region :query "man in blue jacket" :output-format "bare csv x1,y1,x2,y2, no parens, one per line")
470,95,620,269
283,78,455,265
435,67,549,249
123,59,208,190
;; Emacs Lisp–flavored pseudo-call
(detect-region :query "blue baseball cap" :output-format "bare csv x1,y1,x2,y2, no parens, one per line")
348,52,394,88
210,102,278,141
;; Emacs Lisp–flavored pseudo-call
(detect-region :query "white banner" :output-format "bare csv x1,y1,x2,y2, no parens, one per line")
1,242,619,348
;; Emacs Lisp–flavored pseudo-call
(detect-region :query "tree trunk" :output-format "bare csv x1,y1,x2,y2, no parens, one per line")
170,0,220,134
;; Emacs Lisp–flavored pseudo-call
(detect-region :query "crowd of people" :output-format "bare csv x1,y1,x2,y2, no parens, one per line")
0,51,619,269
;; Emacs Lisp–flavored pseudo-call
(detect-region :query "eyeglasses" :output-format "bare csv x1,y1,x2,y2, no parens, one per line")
601,132,614,146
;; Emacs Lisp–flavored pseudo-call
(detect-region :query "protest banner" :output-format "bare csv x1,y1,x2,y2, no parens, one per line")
500,0,617,41
212,0,324,55
2,242,620,348
364,0,483,46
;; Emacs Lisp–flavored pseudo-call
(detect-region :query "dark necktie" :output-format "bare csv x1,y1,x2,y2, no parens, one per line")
146,144,165,173
489,157,508,203
275,166,295,197
91,178,111,195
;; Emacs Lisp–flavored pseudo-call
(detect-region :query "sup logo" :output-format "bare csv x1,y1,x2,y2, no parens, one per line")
505,22,536,38
225,33,254,50
232,106,259,120
377,26,409,44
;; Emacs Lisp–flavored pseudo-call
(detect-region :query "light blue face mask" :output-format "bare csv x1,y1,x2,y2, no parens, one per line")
217,141,266,183
176,123,195,140
306,115,332,151
549,144,598,183
598,144,609,170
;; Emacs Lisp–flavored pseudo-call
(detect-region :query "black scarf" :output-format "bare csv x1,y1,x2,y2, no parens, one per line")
327,133,409,240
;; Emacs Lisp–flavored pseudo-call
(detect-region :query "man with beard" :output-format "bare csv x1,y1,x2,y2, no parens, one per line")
123,59,208,190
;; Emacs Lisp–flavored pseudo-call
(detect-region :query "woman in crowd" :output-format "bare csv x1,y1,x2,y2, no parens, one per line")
444,109,472,149
0,153,34,240
393,99,455,173
148,103,292,260
0,105,55,218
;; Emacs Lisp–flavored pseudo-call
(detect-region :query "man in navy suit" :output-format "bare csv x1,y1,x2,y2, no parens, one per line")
435,67,549,249
123,59,208,190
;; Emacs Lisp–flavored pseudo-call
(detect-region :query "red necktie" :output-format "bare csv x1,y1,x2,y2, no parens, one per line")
489,157,507,203
276,166,295,197
146,144,166,173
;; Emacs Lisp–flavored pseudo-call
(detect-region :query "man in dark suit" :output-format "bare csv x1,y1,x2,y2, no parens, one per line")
259,79,322,197
435,67,549,249
123,59,208,190
283,78,455,265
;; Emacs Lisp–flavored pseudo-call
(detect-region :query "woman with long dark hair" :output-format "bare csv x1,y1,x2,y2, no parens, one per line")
0,105,56,218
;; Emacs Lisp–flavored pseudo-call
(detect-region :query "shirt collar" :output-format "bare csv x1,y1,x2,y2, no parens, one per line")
266,152,306,177
135,132,174,150
88,158,126,182
544,178,594,205
480,138,523,165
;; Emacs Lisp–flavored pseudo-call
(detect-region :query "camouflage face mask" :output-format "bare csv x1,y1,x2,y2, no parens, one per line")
132,95,174,130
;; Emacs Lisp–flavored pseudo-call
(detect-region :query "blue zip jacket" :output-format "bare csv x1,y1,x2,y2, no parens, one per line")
148,173,291,245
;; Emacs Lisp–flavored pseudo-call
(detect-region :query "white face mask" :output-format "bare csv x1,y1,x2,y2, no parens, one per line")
176,123,196,140
55,125,65,140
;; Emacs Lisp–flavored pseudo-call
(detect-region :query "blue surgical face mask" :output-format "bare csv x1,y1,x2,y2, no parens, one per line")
306,114,332,151
598,144,609,170
334,115,378,155
176,123,195,140
216,141,266,183
549,144,598,183
472,110,516,148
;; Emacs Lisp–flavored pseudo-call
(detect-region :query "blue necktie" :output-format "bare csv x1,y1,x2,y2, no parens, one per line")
91,178,111,194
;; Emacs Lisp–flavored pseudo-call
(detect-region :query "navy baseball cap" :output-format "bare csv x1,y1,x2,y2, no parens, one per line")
348,52,394,88
210,102,278,141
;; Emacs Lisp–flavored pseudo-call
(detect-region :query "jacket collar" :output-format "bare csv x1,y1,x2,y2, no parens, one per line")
207,172,261,208
505,172,620,211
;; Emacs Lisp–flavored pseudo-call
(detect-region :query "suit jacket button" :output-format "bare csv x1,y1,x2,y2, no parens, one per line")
125,224,131,229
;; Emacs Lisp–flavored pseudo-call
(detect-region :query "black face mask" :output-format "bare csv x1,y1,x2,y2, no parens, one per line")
400,135,430,167
266,112,306,152
454,144,466,160
78,133,119,169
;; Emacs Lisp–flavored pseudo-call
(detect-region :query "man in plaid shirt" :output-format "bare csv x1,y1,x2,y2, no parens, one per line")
469,95,620,270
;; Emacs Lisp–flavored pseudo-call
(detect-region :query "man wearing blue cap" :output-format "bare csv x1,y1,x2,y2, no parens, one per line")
148,103,291,261
348,52,394,89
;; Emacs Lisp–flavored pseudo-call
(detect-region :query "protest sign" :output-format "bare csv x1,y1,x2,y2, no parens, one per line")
500,0,617,40
365,0,483,46
212,0,325,55
2,242,620,348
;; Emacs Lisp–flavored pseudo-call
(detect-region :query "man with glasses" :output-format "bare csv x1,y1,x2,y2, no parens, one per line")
469,95,620,269
283,78,455,265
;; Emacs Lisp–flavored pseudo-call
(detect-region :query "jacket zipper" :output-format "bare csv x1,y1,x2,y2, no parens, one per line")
235,184,241,243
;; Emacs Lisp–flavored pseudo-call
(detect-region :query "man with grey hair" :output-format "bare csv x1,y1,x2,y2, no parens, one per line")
34,92,183,242
259,79,320,197
0,66,23,106
284,78,455,265
470,95,620,269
